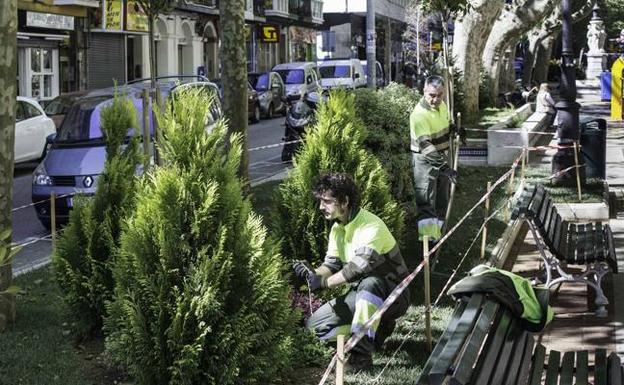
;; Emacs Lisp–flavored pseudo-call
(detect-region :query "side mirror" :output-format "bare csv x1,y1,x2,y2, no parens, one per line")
354,73,361,79
46,133,56,144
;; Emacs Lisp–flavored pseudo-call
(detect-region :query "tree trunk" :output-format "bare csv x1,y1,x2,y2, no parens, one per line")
0,0,17,332
499,45,517,93
533,35,557,84
482,0,557,103
452,0,504,123
220,0,249,184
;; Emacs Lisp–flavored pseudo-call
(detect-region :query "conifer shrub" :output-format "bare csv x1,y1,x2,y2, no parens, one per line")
105,88,296,385
53,92,140,333
274,90,404,266
354,83,420,220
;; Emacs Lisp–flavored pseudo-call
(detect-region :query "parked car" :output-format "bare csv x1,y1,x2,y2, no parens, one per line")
32,77,222,228
43,91,88,129
248,71,287,118
318,59,366,91
212,79,261,123
272,62,321,101
14,96,56,163
360,60,385,88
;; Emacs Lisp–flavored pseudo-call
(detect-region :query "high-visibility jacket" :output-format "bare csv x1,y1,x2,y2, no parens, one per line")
409,99,450,154
322,208,408,284
448,265,554,332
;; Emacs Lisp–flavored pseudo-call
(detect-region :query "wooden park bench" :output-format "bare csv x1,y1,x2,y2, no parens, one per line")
512,184,618,316
415,293,624,385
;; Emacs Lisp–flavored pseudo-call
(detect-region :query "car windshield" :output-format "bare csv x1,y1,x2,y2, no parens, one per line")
276,69,304,85
44,97,70,115
55,96,140,144
250,73,270,91
319,65,351,79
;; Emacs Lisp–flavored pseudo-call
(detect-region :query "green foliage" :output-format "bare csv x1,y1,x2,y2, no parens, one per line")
105,88,296,385
274,90,404,266
354,83,420,220
479,70,496,109
53,93,140,334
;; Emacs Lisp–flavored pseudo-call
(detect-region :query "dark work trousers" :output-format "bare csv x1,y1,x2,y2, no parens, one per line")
306,276,410,355
412,152,451,241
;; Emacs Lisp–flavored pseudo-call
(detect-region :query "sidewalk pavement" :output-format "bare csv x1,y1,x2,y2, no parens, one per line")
511,79,624,364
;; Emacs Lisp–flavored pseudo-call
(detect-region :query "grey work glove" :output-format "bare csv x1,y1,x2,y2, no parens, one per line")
440,167,459,184
307,274,328,292
423,148,446,165
293,260,314,280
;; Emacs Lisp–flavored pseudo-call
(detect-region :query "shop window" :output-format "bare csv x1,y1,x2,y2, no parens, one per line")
20,47,59,101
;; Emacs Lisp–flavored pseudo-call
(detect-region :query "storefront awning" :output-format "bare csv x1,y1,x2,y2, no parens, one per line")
18,0,88,18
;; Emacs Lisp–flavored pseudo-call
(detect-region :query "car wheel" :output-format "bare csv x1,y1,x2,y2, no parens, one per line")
268,103,274,119
251,104,261,123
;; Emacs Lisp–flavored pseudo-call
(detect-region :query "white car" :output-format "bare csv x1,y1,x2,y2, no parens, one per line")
14,96,56,163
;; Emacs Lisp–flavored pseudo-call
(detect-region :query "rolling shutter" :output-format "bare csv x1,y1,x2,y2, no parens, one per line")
88,33,126,89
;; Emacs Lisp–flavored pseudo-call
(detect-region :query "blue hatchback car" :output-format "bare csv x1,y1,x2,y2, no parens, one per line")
32,77,222,228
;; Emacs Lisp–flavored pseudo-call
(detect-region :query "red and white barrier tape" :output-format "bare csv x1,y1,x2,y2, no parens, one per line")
12,192,76,213
547,164,585,180
503,143,578,151
464,127,555,136
248,139,302,152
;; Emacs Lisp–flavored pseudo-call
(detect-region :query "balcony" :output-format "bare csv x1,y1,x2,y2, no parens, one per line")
245,0,265,19
264,0,289,18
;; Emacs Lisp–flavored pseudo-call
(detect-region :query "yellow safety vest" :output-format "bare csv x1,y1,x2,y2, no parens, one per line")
409,99,450,153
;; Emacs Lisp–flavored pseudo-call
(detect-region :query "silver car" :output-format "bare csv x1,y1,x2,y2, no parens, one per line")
248,71,287,118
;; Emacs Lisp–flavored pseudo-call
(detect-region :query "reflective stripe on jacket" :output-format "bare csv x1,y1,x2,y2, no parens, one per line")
322,208,408,284
409,99,450,153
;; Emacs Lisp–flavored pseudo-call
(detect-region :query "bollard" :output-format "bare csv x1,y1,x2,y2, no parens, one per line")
50,192,56,251
423,236,432,352
336,335,344,385
573,141,583,202
480,182,491,261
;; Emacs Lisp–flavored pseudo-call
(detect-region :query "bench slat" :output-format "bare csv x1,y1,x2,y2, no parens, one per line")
429,294,486,385
451,301,500,385
575,350,588,385
596,349,608,385
584,223,597,264
528,344,547,385
471,310,514,385
490,319,523,384
576,224,587,265
568,223,579,264
527,186,546,220
502,331,532,385
595,222,605,262
544,350,561,385
608,352,623,385
416,298,470,385
514,331,535,385
559,351,574,385
547,212,561,250
605,225,619,273
538,196,554,231
512,188,536,220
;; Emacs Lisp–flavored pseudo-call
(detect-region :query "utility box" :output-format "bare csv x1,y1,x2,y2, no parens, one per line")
600,72,611,101
579,117,607,180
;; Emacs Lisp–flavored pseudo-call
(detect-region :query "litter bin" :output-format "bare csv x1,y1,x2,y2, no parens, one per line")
579,117,607,180
600,72,611,101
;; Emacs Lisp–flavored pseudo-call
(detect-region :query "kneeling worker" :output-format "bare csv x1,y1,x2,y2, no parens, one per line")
293,172,410,371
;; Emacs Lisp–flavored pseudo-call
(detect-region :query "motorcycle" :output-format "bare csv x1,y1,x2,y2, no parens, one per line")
281,92,321,162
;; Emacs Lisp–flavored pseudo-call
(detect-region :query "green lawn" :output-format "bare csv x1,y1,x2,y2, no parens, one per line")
467,107,517,140
0,268,125,385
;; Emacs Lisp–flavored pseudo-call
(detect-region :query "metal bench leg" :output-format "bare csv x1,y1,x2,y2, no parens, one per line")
528,223,554,285
590,262,610,318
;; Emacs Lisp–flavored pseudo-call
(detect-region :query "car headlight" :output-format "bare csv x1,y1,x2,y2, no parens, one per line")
33,163,52,186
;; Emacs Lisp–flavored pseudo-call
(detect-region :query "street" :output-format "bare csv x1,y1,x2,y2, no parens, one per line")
10,115,289,274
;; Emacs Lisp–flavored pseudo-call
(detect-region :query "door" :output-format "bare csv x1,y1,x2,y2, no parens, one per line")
271,73,284,110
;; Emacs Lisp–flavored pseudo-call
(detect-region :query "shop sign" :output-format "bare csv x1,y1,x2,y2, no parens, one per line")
26,12,74,30
259,24,280,43
104,0,123,31
126,0,148,32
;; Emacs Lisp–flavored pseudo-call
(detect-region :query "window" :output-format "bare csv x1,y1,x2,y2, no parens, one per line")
16,102,26,122
20,48,59,101
23,101,42,119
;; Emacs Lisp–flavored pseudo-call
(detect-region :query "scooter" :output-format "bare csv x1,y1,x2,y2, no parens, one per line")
281,93,319,162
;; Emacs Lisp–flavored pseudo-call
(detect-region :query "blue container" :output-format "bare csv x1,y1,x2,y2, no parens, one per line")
600,72,611,101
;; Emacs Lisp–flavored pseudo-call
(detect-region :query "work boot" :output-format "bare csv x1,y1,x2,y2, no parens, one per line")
345,352,373,372
374,320,396,351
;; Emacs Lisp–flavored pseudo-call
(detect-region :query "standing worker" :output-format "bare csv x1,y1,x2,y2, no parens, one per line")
410,75,456,244
293,172,410,371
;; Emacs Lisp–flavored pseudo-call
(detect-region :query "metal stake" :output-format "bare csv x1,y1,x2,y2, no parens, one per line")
424,236,432,352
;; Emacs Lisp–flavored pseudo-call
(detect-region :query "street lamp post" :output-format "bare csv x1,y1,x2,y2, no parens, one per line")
552,0,585,186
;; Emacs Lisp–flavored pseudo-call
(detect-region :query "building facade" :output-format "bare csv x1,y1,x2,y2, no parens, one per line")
17,0,99,102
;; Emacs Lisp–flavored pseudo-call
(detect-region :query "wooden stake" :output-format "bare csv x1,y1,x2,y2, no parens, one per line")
423,236,432,352
506,165,516,221
142,89,151,171
520,148,526,184
480,182,491,261
573,141,582,202
50,192,56,251
336,335,344,385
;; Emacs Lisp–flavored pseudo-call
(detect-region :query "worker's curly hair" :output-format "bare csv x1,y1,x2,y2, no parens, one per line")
313,172,360,210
